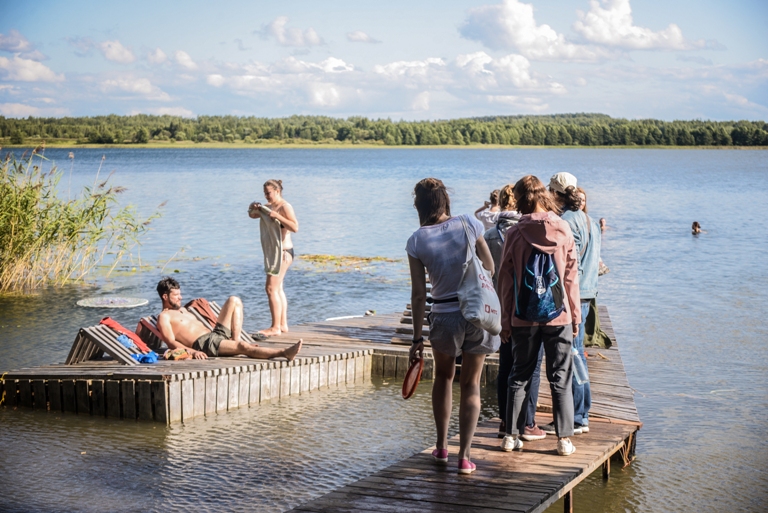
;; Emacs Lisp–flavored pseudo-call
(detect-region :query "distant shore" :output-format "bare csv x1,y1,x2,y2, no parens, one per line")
4,140,766,150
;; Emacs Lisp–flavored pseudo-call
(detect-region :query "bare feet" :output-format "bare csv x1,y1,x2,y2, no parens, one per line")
283,339,302,361
280,325,289,333
259,327,282,337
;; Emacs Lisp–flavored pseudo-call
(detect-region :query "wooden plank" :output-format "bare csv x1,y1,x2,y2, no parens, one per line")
168,380,182,423
106,380,121,418
270,364,280,400
181,378,194,421
4,379,19,408
19,379,33,408
372,353,384,377
249,367,261,405
280,363,291,397
309,359,319,391
193,377,205,417
205,374,217,415
121,380,136,420
216,374,228,412
422,358,434,381
395,355,409,379
328,357,338,387
91,380,105,417
319,357,328,389
31,379,47,410
260,364,272,402
137,380,153,421
300,361,310,393
48,379,62,412
346,355,355,384
239,370,250,406
382,355,396,378
75,380,90,415
153,381,169,424
228,370,240,409
290,362,300,395
364,351,372,380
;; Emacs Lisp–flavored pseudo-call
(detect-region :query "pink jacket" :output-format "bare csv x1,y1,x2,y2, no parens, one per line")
497,211,581,331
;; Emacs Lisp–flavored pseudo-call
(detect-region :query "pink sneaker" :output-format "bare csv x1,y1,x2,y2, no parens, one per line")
432,448,448,464
458,459,476,475
521,424,547,441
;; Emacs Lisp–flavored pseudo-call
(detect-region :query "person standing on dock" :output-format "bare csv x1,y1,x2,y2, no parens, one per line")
548,172,601,436
407,178,500,475
496,175,581,457
484,185,546,441
249,179,299,339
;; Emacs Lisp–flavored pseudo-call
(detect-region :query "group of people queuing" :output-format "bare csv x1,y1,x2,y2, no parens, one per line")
407,171,603,475
152,179,303,362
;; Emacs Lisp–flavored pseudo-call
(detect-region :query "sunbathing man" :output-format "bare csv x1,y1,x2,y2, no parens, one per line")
156,277,302,360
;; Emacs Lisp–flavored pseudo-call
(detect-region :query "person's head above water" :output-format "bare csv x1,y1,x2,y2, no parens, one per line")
513,175,559,215
413,177,451,226
692,221,701,234
548,172,582,212
599,218,607,231
157,276,181,309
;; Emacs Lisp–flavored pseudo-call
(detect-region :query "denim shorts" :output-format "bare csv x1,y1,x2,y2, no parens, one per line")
428,311,500,357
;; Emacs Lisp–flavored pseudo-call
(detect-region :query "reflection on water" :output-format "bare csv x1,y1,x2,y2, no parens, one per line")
2,148,768,512
0,377,497,513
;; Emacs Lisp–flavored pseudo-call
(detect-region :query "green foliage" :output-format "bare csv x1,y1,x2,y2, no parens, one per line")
1,113,766,147
0,150,162,292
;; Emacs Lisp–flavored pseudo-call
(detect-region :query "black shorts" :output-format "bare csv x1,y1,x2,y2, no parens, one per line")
192,323,231,357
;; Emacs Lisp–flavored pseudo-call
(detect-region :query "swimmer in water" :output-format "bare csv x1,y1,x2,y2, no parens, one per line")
599,218,607,232
692,221,701,235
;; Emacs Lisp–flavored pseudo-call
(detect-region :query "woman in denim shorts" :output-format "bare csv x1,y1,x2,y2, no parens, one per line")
406,178,499,475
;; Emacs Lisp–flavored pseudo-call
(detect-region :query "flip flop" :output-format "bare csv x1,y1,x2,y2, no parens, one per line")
251,332,269,341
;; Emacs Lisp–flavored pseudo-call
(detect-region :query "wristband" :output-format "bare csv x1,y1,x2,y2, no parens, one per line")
411,336,424,345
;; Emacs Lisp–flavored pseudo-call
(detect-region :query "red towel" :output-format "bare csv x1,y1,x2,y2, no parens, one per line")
185,298,219,329
99,317,151,353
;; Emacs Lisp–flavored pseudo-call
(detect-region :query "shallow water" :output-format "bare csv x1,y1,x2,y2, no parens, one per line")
1,148,767,512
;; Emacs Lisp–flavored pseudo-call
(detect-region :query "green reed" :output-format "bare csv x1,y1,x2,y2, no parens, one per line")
0,148,161,293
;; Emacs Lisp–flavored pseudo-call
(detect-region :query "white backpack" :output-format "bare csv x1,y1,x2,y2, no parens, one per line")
457,216,502,335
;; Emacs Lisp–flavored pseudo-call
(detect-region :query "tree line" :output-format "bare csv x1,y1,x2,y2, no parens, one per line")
2,113,766,146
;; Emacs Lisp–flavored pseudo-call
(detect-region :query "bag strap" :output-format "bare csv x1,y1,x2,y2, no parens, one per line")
458,215,475,261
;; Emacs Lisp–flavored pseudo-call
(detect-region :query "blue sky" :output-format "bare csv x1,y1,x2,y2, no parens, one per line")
0,0,766,120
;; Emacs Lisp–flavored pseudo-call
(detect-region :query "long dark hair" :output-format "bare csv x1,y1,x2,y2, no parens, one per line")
513,175,560,215
413,178,451,226
553,186,582,212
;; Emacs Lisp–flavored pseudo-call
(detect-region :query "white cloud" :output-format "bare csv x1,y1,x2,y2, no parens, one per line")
0,30,47,60
99,40,136,63
459,0,606,61
453,52,565,93
174,50,198,70
0,102,68,117
411,91,430,111
347,31,380,44
207,74,225,87
0,56,64,82
374,58,447,82
308,83,340,106
129,107,194,117
258,17,324,47
573,0,703,50
147,48,167,64
101,77,171,100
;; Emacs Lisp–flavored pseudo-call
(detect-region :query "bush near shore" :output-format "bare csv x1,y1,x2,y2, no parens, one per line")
1,113,767,147
0,148,161,293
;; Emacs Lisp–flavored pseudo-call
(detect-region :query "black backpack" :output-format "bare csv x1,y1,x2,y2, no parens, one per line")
514,249,565,323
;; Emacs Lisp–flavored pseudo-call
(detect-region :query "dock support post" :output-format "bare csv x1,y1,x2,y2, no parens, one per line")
564,489,573,513
603,458,610,478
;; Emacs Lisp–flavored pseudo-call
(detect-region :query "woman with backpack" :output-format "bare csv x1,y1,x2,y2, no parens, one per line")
407,178,500,475
496,175,581,456
548,172,601,435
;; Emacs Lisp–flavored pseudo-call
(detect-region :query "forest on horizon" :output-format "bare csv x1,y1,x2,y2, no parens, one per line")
2,113,767,147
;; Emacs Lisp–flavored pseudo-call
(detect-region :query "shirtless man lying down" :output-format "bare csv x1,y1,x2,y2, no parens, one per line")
156,277,302,360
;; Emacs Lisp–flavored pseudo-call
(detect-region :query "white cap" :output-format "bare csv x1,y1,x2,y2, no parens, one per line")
549,172,577,194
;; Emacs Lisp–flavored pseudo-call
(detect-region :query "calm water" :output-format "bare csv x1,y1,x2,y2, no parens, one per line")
1,148,767,512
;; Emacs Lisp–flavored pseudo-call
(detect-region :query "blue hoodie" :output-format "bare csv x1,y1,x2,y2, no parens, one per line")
560,209,601,300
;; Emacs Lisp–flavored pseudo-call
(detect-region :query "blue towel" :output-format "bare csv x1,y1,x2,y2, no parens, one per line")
131,351,158,364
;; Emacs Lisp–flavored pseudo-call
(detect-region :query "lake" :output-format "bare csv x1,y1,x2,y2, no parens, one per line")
1,147,767,512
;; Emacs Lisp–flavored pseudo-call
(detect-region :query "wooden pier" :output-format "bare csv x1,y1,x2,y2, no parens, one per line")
1,306,639,512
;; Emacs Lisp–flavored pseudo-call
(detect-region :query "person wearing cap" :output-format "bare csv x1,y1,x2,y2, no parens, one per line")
545,172,601,436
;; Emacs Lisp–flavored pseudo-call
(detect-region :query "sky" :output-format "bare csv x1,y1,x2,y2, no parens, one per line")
0,0,766,121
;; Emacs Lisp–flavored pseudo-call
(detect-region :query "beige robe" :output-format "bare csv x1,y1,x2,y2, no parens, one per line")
257,205,283,276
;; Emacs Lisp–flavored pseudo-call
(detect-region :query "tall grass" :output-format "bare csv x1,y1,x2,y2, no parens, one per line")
0,147,161,293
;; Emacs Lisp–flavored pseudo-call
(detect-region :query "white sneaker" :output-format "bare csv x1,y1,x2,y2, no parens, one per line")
500,435,524,452
580,425,590,433
557,438,576,456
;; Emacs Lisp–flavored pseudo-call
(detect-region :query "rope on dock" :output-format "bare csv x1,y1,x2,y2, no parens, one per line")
0,372,6,406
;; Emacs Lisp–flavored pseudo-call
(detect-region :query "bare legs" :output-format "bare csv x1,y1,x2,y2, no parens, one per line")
218,338,303,361
216,296,243,341
432,351,487,462
261,251,293,337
